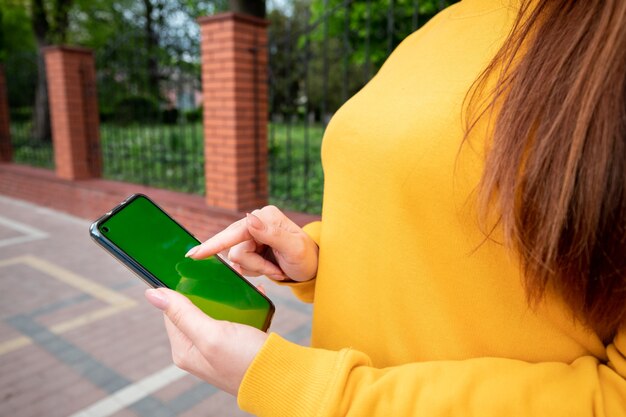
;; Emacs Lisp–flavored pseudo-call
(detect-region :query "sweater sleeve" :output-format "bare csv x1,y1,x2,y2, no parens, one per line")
302,220,322,246
273,221,322,303
238,329,626,417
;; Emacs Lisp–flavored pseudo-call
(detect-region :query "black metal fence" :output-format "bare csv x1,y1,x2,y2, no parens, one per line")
3,0,459,214
5,51,54,169
95,11,205,195
266,0,459,213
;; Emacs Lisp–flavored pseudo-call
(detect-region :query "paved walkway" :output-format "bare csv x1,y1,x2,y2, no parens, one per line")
0,195,313,417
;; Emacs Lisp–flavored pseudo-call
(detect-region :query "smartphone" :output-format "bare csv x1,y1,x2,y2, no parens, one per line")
89,194,274,331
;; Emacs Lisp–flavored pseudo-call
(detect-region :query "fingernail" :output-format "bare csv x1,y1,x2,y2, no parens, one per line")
145,288,169,310
185,245,200,258
246,213,265,231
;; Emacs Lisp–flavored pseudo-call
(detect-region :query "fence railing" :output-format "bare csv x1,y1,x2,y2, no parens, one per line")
2,0,459,214
9,119,53,169
5,51,54,169
95,25,205,195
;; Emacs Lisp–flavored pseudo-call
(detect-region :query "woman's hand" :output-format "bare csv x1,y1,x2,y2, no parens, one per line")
186,206,318,282
145,287,267,396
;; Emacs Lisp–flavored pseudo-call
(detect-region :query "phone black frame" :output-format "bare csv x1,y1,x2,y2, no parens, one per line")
89,193,275,331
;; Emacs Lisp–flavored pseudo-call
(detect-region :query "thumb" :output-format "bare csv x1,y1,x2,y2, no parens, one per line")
145,288,219,351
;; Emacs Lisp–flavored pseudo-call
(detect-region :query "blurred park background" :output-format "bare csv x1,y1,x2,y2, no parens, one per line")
0,0,458,416
1,0,457,214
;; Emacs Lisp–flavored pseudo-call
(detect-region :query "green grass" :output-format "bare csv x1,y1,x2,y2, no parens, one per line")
268,122,325,214
9,120,325,214
100,122,206,194
9,122,54,169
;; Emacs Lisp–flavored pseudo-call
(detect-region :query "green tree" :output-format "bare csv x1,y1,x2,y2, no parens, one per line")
267,0,312,118
0,2,37,109
1,0,229,129
70,0,203,121
229,0,265,17
267,0,459,121
0,0,77,142
309,0,458,69
30,0,75,142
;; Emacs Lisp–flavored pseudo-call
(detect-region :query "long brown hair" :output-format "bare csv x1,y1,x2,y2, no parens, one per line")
468,0,626,340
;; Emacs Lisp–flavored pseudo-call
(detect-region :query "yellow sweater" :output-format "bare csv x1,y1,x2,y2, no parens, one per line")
239,0,626,415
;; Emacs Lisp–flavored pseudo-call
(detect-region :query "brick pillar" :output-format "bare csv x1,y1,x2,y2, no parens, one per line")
199,13,269,212
44,46,101,180
0,64,12,162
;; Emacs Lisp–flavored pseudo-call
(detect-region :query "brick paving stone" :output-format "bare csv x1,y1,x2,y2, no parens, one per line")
177,391,253,417
0,319,24,343
0,222,22,239
1,345,107,415
0,195,314,417
109,409,140,417
111,348,173,382
268,306,311,336
0,264,85,319
166,383,216,415
18,381,106,417
152,374,199,403
64,310,173,382
64,375,108,402
0,344,59,391
35,297,109,328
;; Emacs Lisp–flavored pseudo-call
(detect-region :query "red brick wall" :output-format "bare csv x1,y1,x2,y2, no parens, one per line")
1,16,321,241
0,164,320,241
0,64,12,163
199,13,269,212
44,46,101,180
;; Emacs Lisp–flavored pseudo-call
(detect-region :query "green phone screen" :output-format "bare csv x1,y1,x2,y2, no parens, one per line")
98,195,272,330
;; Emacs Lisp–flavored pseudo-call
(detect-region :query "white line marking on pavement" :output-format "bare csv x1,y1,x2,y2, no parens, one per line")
68,365,188,417
0,215,49,247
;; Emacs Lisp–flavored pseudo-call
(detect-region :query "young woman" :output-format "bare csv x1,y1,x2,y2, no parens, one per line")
145,0,626,415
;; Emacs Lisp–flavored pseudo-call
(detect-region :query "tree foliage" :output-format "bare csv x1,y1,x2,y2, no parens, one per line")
268,0,458,120
0,3,37,108
2,0,226,127
2,0,460,126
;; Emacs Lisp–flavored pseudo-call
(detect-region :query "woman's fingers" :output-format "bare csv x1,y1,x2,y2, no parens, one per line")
246,210,318,281
184,205,318,282
186,206,299,260
228,240,287,279
245,209,304,257
145,288,218,355
145,287,268,396
186,218,251,260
